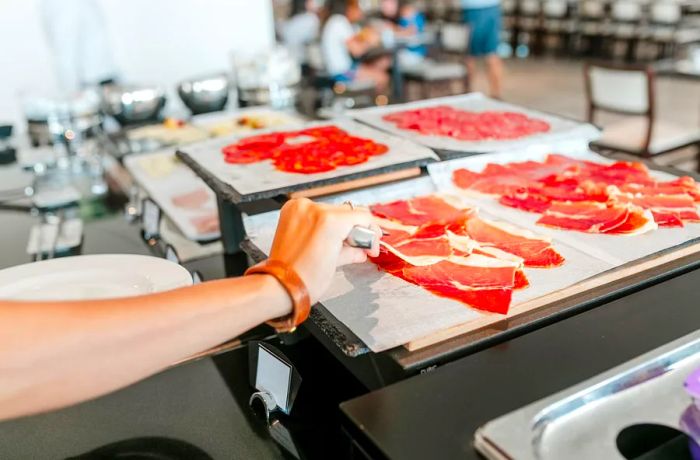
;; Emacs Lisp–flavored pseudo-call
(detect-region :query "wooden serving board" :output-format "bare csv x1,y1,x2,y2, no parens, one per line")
405,240,700,351
288,167,421,199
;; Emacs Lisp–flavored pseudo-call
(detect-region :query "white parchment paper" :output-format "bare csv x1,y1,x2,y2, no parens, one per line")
124,149,219,242
348,93,601,153
179,119,438,198
244,176,613,352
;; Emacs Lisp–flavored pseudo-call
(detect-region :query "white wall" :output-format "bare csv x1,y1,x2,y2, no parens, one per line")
0,0,275,130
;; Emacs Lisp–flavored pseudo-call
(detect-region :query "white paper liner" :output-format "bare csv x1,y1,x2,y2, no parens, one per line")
190,106,306,135
348,93,601,153
428,146,700,266
244,176,612,352
124,149,220,242
179,119,439,198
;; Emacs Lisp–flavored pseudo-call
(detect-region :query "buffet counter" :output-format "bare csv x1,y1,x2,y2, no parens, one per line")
340,266,700,459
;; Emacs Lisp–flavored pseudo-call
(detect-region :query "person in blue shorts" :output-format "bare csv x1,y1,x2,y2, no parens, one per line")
461,0,504,98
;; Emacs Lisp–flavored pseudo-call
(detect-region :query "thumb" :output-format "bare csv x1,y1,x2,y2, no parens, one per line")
338,246,369,266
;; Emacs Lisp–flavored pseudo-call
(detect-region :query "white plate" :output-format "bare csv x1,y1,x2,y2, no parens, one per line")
0,254,193,301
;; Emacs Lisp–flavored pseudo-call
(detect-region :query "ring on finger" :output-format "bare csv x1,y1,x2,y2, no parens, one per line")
343,200,355,211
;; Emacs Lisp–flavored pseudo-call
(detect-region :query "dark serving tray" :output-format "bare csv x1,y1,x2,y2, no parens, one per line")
240,157,700,390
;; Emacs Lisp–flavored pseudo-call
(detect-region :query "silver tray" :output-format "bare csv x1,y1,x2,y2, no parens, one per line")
475,330,700,459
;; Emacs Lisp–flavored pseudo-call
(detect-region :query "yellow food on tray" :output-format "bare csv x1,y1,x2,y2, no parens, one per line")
206,114,293,137
136,152,180,179
128,118,209,146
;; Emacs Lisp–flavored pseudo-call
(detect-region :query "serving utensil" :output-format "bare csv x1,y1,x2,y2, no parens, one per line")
177,74,230,115
101,85,166,126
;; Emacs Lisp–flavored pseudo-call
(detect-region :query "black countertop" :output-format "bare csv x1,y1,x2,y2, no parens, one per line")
0,207,284,459
340,266,700,459
0,359,280,459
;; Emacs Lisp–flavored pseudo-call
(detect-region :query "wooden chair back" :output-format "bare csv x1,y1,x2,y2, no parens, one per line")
583,61,656,154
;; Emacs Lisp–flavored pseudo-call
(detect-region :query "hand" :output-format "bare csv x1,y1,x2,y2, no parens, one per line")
268,198,380,304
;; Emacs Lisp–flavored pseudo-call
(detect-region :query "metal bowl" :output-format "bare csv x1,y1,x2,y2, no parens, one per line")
177,74,230,115
101,85,167,126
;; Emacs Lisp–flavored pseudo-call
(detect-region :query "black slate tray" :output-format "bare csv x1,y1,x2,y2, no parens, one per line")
177,148,435,204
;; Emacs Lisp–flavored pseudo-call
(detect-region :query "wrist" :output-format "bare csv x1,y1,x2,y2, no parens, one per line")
244,260,312,332
253,274,294,320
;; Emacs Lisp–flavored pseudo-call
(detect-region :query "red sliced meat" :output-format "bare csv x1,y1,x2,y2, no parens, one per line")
463,217,565,268
171,188,210,209
394,237,452,258
190,214,220,234
614,193,700,227
607,207,653,234
409,196,469,222
537,201,630,233
371,196,470,227
650,210,684,228
423,284,514,314
383,106,551,141
371,200,418,224
402,258,516,290
220,126,388,174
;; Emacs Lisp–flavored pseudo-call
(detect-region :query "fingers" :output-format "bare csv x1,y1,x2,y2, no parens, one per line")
368,223,382,257
338,246,369,266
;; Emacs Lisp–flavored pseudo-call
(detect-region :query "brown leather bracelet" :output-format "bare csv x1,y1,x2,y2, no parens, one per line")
244,259,311,333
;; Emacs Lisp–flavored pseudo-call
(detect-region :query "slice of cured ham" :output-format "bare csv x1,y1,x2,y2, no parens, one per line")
370,195,471,226
172,188,211,209
456,217,565,268
537,201,655,235
371,249,519,314
382,106,551,141
453,154,700,232
368,194,565,314
614,193,700,228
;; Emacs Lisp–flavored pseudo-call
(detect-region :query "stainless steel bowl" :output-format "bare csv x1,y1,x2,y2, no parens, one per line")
177,74,230,115
101,85,166,126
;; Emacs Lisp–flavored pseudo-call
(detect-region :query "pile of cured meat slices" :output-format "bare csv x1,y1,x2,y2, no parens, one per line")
453,154,700,234
221,125,389,174
381,106,551,141
369,195,565,315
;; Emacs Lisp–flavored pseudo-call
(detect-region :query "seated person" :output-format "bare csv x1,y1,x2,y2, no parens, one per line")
321,0,390,91
280,0,323,65
380,0,428,69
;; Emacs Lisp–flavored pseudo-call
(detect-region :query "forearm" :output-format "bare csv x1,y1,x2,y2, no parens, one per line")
0,274,290,421
347,37,371,58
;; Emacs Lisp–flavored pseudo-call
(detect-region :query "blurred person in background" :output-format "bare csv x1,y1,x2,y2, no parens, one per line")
461,0,503,98
379,0,427,70
321,0,390,92
40,0,118,92
281,0,326,65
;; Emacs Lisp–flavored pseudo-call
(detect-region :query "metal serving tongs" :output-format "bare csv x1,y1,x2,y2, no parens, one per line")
342,201,383,250
345,225,382,250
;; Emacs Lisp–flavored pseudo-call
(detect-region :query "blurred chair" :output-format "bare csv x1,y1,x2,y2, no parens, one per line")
578,0,609,56
541,0,576,54
403,21,470,99
402,61,470,99
439,22,471,59
517,0,543,54
584,62,700,164
501,0,518,52
648,1,700,59
303,42,376,114
609,0,644,61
